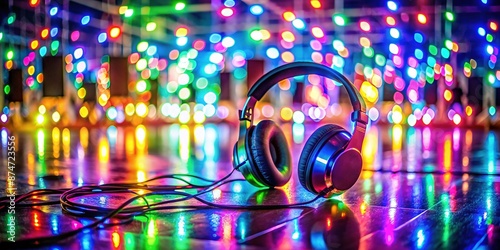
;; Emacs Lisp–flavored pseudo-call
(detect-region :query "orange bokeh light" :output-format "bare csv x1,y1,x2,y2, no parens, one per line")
108,26,121,38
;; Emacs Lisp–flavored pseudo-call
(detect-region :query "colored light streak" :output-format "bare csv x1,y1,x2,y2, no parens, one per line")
2,1,499,128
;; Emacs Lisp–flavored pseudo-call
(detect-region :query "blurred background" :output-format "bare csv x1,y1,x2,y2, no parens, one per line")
1,1,500,249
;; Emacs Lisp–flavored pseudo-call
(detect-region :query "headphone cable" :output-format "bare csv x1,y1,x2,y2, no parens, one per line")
0,161,327,247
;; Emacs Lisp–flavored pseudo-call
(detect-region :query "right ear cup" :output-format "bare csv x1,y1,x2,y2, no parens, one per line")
298,124,350,194
247,120,292,187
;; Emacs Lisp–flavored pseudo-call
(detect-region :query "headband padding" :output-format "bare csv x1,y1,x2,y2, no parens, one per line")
249,120,292,187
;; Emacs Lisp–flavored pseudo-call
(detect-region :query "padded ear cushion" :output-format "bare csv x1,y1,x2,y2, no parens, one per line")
249,120,292,187
298,124,348,193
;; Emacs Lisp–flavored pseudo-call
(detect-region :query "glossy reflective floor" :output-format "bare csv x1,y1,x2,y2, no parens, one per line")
1,123,500,249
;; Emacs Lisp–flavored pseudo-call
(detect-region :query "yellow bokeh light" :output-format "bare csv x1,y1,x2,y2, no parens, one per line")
444,89,452,101
52,111,61,123
28,66,35,75
77,88,86,99
359,37,371,48
118,6,128,14
392,105,403,124
125,103,135,116
466,106,473,116
360,81,379,103
280,107,293,121
175,27,188,37
98,93,109,106
311,27,324,38
281,51,295,63
281,31,295,42
36,114,44,124
39,105,46,114
260,29,271,40
310,0,321,8
79,106,89,118
30,40,39,50
283,11,296,22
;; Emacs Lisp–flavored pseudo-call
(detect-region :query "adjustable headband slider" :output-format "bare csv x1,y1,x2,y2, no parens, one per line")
351,110,369,124
239,96,258,121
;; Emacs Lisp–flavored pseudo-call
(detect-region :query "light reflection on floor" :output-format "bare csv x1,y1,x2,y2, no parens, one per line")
0,124,500,249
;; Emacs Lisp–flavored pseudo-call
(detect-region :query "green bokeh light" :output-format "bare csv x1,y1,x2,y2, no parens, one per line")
175,2,186,11
7,14,15,25
6,50,14,60
445,11,454,22
332,14,346,26
124,9,134,17
429,45,438,56
486,34,493,42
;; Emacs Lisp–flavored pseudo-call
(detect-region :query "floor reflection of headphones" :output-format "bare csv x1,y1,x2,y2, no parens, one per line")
233,62,368,197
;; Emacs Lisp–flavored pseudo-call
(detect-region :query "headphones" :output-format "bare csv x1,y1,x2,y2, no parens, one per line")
233,62,368,197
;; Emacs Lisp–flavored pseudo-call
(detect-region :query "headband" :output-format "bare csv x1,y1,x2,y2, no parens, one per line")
240,61,368,124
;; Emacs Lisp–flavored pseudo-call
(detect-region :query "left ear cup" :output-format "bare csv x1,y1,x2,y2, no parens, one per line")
298,124,351,194
248,120,292,187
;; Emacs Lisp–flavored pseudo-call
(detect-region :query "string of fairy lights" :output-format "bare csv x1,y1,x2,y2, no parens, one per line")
0,0,499,126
